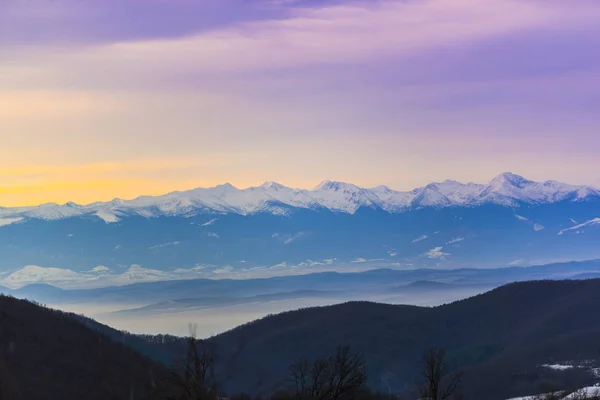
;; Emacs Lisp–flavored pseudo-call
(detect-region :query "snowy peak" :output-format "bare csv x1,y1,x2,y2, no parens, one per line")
258,181,288,191
411,186,451,208
490,172,531,187
213,183,238,192
0,174,598,223
314,180,360,192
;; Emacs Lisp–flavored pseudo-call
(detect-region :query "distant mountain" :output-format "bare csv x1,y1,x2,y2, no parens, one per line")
1,173,598,223
203,279,600,400
0,294,172,400
8,260,600,306
115,289,339,315
1,173,599,276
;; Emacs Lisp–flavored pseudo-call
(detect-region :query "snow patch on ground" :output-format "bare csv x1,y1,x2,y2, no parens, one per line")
446,237,464,244
201,218,217,226
559,218,600,235
148,241,180,250
542,364,574,370
563,386,600,399
534,223,545,231
412,234,428,243
424,247,449,259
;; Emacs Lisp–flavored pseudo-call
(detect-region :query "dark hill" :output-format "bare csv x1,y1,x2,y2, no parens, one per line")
0,295,172,400
4,280,599,400
206,279,600,399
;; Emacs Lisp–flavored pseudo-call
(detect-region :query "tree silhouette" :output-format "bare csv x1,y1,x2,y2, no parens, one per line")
168,324,218,400
289,345,367,400
417,348,462,400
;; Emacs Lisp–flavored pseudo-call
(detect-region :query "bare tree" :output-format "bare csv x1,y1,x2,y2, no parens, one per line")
327,345,367,400
169,324,218,400
290,360,310,399
289,345,367,400
417,348,462,400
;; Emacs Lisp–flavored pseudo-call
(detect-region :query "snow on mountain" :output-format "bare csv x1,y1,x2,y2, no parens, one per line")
0,217,23,226
309,180,383,213
201,218,218,227
558,218,600,235
1,173,599,223
1,265,80,288
0,264,179,289
95,209,121,223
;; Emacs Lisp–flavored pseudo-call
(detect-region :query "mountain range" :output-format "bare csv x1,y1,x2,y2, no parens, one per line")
1,173,599,279
1,173,598,223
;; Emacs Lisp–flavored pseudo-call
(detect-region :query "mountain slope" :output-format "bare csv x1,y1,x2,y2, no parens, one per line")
1,173,599,275
0,294,172,400
205,279,600,399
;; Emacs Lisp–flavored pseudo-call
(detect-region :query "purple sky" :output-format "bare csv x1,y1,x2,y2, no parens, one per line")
1,0,600,205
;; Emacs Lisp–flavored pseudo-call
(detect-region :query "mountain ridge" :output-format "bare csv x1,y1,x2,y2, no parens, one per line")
204,279,600,399
1,173,598,224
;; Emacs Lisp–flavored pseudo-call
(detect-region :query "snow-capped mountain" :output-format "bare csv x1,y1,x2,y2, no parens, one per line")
1,173,599,276
0,173,598,225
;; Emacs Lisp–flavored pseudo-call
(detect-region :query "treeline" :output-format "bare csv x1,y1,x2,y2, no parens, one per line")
156,335,600,400
157,337,450,400
2,293,600,400
1,328,599,400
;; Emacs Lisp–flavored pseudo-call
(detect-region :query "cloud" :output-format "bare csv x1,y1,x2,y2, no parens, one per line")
6,0,599,90
2,1,600,207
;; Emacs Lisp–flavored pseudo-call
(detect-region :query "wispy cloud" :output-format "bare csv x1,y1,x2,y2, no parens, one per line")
2,0,600,205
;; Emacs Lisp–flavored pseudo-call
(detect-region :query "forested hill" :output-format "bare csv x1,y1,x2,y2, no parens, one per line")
0,294,173,400
2,280,600,400
206,279,600,399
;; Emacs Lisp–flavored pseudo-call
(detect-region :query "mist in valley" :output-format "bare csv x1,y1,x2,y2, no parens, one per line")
47,285,491,337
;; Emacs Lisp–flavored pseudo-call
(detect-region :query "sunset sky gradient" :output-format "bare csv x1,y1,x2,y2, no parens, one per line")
1,0,599,206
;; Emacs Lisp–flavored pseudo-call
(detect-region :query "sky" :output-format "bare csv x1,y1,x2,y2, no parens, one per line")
1,0,600,206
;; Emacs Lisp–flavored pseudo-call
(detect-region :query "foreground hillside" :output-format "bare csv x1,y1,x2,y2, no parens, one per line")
0,295,172,400
205,279,600,399
2,279,600,400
